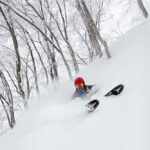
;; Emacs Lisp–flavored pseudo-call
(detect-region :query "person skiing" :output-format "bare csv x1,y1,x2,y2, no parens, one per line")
71,77,124,112
72,77,124,100
72,77,94,99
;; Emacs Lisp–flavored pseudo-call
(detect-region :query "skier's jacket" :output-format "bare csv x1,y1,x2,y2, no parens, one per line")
72,85,94,99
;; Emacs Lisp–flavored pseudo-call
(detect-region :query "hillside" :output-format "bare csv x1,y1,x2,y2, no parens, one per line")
0,18,150,150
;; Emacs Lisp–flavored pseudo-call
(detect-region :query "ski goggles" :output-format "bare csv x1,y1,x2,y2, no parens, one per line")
76,83,84,88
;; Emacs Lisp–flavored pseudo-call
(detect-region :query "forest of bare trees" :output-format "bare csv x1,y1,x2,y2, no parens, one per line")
0,0,148,134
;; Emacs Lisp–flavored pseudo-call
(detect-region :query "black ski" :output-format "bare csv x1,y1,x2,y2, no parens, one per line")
86,99,99,112
85,84,124,113
105,84,124,96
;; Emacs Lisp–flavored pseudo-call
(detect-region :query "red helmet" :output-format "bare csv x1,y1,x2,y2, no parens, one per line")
74,77,84,86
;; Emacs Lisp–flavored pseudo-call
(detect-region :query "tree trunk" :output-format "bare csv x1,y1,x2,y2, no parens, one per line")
0,6,26,108
0,70,16,128
26,41,39,94
56,0,79,74
79,0,111,59
27,32,49,85
137,0,148,19
76,0,103,57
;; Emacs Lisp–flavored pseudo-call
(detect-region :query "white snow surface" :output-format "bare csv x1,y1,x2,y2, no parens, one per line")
0,18,150,150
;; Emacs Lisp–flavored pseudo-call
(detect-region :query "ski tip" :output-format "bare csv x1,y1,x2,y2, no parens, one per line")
86,99,100,113
104,84,124,97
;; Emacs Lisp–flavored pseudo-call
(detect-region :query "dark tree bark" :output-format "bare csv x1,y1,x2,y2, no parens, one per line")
137,0,148,19
0,70,15,128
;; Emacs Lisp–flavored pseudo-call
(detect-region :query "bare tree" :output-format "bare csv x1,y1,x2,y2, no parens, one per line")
18,25,39,95
0,69,15,128
37,33,59,81
76,0,103,58
137,0,148,19
27,32,49,84
21,53,32,100
73,22,94,62
0,0,73,79
76,0,111,59
0,6,26,108
55,0,79,73
23,0,73,79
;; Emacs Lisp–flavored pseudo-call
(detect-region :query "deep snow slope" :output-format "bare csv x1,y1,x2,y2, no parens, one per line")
0,18,150,150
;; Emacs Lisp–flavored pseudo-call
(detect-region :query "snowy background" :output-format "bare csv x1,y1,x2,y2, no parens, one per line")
0,15,150,150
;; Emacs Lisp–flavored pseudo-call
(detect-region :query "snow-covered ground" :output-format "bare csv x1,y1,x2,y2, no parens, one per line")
0,18,150,150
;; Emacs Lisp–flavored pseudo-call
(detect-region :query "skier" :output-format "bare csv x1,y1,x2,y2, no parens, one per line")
72,77,100,112
72,77,124,99
72,77,95,99
72,77,124,112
